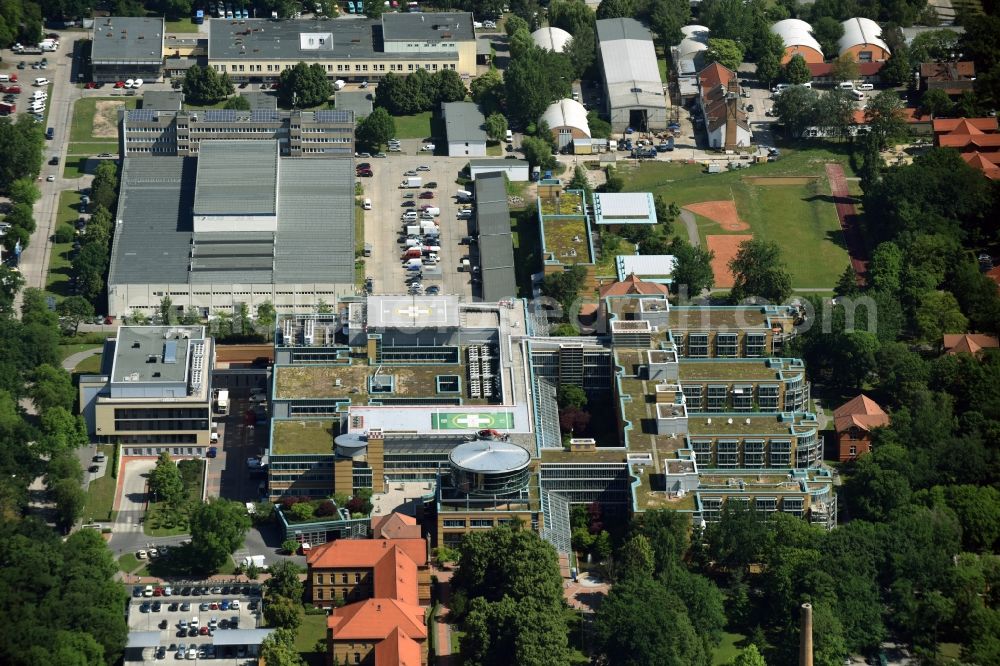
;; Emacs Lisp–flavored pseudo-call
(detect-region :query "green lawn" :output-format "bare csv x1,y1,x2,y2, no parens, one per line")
393,111,433,140
712,631,748,665
67,143,120,155
118,553,142,573
62,156,90,179
45,191,83,301
74,353,103,374
143,459,205,536
58,343,102,361
294,610,328,666
70,96,137,143
165,18,200,32
621,153,851,289
83,445,117,523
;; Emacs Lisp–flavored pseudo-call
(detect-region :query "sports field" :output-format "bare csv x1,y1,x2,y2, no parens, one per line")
431,411,514,430
621,149,852,290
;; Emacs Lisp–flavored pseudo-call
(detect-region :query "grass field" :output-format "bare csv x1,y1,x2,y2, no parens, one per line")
143,459,205,537
621,149,851,289
294,610,328,666
394,111,433,140
83,445,117,523
62,156,89,179
118,553,141,573
713,631,749,665
165,18,200,32
58,343,102,361
45,191,83,301
70,96,136,144
74,353,103,373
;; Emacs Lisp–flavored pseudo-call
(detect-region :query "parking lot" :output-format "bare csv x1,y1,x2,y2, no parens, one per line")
360,151,476,299
126,583,264,664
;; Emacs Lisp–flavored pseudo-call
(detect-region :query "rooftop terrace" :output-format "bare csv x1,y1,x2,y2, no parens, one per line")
687,413,813,436
678,359,788,382
272,419,338,455
273,362,478,402
540,448,629,464
633,470,697,511
541,216,592,265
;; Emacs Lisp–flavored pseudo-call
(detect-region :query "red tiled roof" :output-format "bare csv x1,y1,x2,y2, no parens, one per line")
920,61,975,80
373,545,419,606
986,266,1000,285
328,598,427,642
833,394,889,433
899,107,933,123
942,333,1000,355
807,61,884,77
933,117,999,134
307,537,427,569
698,62,736,90
372,513,422,540
938,134,1000,149
374,627,423,666
599,273,669,297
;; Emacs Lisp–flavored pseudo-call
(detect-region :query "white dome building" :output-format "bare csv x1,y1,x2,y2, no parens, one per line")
771,19,824,64
531,26,573,53
838,17,890,62
540,98,591,150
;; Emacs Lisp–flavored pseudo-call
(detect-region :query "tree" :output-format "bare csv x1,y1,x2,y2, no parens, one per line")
596,0,634,19
879,46,912,87
520,135,556,170
503,48,572,127
260,628,304,666
910,28,960,64
29,364,75,412
484,112,508,142
505,14,529,37
56,296,94,335
705,38,745,71
38,407,89,454
920,88,954,118
0,115,44,191
783,54,812,84
189,499,252,572
594,575,708,666
669,238,715,298
831,54,860,82
814,88,856,139
356,107,396,151
267,559,305,601
773,85,819,137
182,64,234,105
223,95,251,110
812,16,844,56
8,178,40,205
915,290,968,344
435,68,469,104
617,534,655,580
864,90,907,151
255,301,276,340
362,0,384,18
755,49,781,87
557,384,587,410
50,476,86,530
470,68,505,115
264,595,302,631
868,242,903,293
149,451,185,506
729,238,792,303
542,265,587,315
278,62,332,108
733,644,767,666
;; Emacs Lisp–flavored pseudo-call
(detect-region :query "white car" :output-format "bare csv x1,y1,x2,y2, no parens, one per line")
137,549,148,559
231,599,240,609
133,78,143,88
148,547,159,558
421,143,435,151
124,79,134,88
416,165,431,172
186,647,197,660
46,175,55,182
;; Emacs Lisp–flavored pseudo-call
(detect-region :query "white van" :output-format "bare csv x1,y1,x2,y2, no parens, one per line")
362,198,372,210
859,83,874,91
28,102,45,112
33,77,49,86
837,81,855,90
505,129,513,142
31,91,47,100
0,74,8,83
456,189,473,200
852,90,865,101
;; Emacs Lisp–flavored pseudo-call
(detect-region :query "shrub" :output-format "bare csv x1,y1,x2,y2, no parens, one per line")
281,538,300,554
315,500,337,517
289,502,315,521
54,224,75,243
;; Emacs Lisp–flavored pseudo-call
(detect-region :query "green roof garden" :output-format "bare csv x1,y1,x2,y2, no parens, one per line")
678,359,788,382
274,362,478,401
271,419,337,455
687,413,813,437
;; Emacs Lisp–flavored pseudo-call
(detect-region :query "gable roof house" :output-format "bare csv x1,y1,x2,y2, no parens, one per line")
833,394,889,462
933,118,1000,180
697,63,751,149
942,333,1000,355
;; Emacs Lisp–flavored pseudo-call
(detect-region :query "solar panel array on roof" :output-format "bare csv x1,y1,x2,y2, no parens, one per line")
163,340,178,364
127,109,159,122
313,109,354,123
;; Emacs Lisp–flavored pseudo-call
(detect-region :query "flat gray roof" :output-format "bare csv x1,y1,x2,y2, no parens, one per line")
382,12,475,42
141,90,183,111
474,172,510,237
110,141,355,288
443,101,487,145
335,90,373,118
212,628,275,646
596,17,652,42
194,141,279,216
209,19,378,61
126,631,161,649
112,326,204,384
92,17,165,64
470,158,528,169
478,234,517,302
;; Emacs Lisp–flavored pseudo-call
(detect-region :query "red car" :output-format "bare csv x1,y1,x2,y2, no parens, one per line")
84,82,96,89
5,86,20,94
199,626,209,636
210,602,218,610
114,81,125,88
418,192,434,199
357,169,373,177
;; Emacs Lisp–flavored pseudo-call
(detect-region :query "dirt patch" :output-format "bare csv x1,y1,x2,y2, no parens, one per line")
707,234,753,288
684,200,749,231
93,101,125,138
742,176,820,185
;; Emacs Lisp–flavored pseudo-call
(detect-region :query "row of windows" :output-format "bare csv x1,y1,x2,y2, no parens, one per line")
677,332,769,358
119,435,198,445
315,573,363,584
443,518,516,528
115,419,209,431
214,62,458,74
115,408,209,419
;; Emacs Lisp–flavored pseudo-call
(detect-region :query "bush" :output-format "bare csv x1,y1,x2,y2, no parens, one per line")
53,224,75,244
282,538,300,554
315,500,337,517
289,502,315,521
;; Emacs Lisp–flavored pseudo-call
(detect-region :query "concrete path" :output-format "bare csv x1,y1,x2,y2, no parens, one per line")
679,209,700,247
61,346,102,372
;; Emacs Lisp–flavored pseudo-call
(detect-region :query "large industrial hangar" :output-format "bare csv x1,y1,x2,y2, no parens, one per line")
595,18,668,132
106,140,356,318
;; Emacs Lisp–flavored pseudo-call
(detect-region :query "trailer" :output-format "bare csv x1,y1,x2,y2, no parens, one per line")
400,176,423,188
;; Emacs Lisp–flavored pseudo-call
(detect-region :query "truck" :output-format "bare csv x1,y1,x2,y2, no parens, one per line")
405,224,421,236
214,389,229,415
400,176,422,188
39,39,58,51
421,206,441,217
333,79,346,90
0,102,13,115
241,555,266,569
14,45,43,55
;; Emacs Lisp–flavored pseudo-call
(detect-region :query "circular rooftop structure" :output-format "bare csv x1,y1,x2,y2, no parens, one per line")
449,440,531,496
334,432,368,458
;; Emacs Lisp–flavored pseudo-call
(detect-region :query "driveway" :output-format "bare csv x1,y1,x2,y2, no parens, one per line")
112,458,156,538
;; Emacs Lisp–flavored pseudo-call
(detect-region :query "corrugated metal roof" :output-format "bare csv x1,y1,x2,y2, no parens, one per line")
596,19,665,110
193,141,278,216
211,628,275,646
772,19,823,56
443,101,487,145
540,99,590,137
473,173,510,237
479,234,517,302
273,158,355,283
839,17,890,56
108,156,195,287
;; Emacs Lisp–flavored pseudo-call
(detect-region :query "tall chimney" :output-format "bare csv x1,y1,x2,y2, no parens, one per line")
799,602,813,666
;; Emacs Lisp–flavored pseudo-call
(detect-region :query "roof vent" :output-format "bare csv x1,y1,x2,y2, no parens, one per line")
727,418,733,424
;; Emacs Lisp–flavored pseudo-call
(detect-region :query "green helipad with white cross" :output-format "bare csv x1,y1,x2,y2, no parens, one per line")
431,411,515,430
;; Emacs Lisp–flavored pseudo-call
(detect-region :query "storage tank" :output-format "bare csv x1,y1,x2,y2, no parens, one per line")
448,439,531,496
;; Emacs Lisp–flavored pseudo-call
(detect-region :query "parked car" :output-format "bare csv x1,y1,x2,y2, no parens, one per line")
416,165,430,172
421,143,435,151
207,446,217,458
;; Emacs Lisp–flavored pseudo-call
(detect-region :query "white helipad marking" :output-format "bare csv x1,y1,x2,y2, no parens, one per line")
454,414,491,428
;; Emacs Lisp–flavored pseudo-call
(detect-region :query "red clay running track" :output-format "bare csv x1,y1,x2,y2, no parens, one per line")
825,163,868,286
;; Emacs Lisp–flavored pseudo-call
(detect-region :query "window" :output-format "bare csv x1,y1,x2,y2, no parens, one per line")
443,519,466,528
316,588,323,599
745,332,766,356
354,573,361,583
716,333,738,357
682,385,702,411
706,385,727,412
770,439,792,466
755,496,778,513
353,653,361,664
717,440,738,468
758,384,780,411
316,574,324,584
470,518,494,528
341,573,348,584
849,445,857,455
732,385,753,411
688,333,709,357
744,440,765,468
691,439,712,466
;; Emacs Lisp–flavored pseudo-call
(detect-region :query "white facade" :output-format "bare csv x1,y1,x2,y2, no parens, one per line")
109,282,354,318
447,139,487,157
